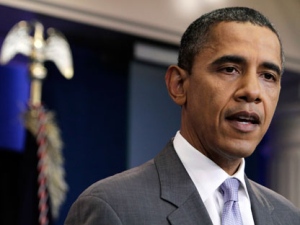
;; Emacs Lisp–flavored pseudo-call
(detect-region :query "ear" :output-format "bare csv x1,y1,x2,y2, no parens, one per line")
165,65,188,106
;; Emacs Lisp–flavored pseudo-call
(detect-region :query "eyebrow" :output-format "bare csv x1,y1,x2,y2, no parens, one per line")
211,55,246,67
211,55,282,76
262,62,281,76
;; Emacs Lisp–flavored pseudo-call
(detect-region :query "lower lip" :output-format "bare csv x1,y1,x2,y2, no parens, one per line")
226,120,258,132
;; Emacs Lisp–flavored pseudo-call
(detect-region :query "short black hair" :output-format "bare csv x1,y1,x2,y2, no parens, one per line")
178,7,284,74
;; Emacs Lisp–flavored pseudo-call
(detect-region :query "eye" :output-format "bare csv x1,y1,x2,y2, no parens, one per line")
262,73,276,81
220,67,238,75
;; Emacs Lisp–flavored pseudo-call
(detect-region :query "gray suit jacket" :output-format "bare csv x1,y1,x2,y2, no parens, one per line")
65,141,300,225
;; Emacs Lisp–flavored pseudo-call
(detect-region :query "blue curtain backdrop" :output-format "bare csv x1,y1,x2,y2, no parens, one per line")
0,63,29,225
43,44,131,225
0,64,29,151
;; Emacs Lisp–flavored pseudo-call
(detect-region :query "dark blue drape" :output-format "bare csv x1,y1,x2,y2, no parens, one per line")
0,64,29,151
0,63,30,225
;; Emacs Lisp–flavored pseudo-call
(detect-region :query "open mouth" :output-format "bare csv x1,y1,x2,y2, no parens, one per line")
226,111,260,125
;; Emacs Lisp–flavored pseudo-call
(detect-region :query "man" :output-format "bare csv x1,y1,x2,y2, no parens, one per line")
65,7,300,225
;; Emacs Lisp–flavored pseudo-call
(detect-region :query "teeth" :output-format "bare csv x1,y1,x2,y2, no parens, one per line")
227,113,259,124
238,116,253,121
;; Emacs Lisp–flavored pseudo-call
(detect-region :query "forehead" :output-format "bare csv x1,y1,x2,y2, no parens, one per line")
198,21,282,68
209,21,278,39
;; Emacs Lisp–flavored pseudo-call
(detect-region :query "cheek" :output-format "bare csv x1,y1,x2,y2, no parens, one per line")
263,95,280,127
200,88,229,128
189,76,230,119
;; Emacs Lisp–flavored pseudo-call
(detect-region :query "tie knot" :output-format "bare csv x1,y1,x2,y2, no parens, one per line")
220,178,240,202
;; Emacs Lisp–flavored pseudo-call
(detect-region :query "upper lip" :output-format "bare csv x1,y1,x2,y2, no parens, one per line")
226,111,261,124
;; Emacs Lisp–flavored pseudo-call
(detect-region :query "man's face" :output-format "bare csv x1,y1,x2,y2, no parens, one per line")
180,22,282,167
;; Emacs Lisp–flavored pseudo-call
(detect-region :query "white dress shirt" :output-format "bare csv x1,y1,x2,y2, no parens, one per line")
173,131,255,225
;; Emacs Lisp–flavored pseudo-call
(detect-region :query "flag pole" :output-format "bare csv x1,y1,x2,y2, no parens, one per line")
0,20,73,224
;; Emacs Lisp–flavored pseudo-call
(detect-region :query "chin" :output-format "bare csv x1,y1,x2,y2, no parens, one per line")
221,140,258,159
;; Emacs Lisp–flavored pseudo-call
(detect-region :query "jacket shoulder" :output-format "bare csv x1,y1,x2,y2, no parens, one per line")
65,159,175,225
82,159,158,199
248,179,300,223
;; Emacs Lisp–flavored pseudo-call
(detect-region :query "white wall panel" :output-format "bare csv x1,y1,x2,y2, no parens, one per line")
0,0,299,71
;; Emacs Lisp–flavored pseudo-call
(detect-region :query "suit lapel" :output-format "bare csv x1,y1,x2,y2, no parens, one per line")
245,177,274,225
154,141,213,225
167,191,213,225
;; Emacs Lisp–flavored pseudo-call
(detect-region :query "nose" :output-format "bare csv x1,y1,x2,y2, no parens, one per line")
234,72,262,103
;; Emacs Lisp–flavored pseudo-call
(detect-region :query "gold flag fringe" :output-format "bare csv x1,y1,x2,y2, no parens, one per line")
24,106,68,219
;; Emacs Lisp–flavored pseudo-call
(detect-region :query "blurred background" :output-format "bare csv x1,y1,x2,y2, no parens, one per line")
0,0,299,225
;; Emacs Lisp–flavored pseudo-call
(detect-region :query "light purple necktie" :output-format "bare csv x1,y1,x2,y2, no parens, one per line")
220,178,243,225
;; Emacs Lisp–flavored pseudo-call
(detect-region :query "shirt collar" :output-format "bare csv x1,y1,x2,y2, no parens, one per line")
173,131,249,202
